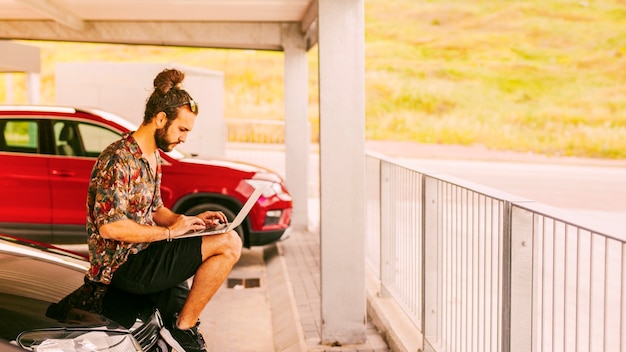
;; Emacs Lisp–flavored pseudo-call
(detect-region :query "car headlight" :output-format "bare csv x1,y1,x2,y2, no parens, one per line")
17,329,141,352
244,180,284,197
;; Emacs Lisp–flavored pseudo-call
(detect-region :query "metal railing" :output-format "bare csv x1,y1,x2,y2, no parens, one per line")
226,119,286,144
365,153,626,352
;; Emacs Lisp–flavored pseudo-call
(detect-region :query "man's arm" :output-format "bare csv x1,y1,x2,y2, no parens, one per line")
152,206,182,228
98,218,170,243
99,207,207,243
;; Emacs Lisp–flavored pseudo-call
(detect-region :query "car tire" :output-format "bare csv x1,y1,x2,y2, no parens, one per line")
184,203,245,243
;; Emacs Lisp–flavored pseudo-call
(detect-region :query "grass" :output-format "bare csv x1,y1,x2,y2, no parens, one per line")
1,0,626,158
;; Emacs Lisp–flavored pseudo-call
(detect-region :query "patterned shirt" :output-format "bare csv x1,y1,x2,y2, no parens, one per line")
85,132,163,284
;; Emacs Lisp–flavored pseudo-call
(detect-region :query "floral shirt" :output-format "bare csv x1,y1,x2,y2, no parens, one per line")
85,132,163,284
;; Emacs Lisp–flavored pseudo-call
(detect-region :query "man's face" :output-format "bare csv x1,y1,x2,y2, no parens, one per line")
155,107,197,152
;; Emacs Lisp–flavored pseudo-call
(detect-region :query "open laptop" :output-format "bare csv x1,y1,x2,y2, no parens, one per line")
176,185,268,239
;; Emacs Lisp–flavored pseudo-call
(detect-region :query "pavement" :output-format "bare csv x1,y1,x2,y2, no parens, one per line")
199,224,390,352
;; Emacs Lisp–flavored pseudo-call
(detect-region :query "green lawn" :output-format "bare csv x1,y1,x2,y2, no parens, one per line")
1,0,625,158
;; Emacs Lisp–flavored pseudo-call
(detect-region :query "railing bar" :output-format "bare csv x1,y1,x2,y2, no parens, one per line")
410,170,414,314
459,187,463,351
563,224,573,352
398,167,403,302
401,167,404,304
602,240,609,348
588,235,593,352
452,185,457,351
378,159,383,295
481,194,486,352
621,243,625,352
575,227,580,352
494,199,498,352
532,214,537,352
406,169,410,312
466,189,469,351
471,191,476,352
416,172,420,319
439,180,444,349
449,184,453,351
408,170,413,314
455,185,459,351
414,171,418,317
541,216,547,350
464,188,468,351
457,186,462,352
498,199,503,352
483,198,493,351
488,197,494,352
447,182,450,351
552,220,557,352
563,224,567,352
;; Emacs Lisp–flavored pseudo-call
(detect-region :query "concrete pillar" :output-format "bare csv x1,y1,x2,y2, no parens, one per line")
27,72,40,104
318,0,366,345
5,74,13,103
282,23,310,231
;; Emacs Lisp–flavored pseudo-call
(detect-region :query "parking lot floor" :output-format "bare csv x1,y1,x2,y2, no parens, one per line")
199,227,389,352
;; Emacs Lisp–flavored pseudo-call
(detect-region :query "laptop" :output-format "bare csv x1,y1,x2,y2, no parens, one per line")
176,185,268,239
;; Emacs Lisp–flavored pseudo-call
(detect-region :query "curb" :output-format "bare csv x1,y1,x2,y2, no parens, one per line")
365,271,422,352
264,243,307,352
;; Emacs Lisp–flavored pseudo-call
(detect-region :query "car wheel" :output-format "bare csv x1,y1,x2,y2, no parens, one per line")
184,203,245,242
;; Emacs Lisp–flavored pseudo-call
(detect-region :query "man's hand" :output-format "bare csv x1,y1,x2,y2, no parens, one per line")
196,211,228,229
168,215,208,238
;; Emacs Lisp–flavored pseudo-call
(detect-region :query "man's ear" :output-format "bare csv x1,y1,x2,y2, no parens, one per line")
155,112,168,128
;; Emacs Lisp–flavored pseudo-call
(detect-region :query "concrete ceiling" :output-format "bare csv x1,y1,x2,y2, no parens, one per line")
0,0,319,50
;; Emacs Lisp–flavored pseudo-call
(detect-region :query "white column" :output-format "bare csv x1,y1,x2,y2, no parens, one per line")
5,74,13,103
282,23,310,231
27,72,40,104
318,0,366,344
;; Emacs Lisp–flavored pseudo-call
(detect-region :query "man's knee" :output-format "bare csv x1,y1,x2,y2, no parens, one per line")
201,230,242,262
224,230,243,262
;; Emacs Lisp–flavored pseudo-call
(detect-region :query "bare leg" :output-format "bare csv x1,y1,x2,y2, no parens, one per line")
176,230,242,329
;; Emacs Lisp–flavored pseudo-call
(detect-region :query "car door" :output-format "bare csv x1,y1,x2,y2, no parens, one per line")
48,120,122,243
0,118,53,242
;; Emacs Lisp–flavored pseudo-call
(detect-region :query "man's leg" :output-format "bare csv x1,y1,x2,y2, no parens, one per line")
175,229,242,329
150,280,190,327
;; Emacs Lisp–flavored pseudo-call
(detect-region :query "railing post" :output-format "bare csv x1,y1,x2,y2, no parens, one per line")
379,161,391,298
507,205,534,352
423,175,438,351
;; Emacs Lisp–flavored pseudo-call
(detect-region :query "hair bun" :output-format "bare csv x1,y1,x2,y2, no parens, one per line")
153,69,185,95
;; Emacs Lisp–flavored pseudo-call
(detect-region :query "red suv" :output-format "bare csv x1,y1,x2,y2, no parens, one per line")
0,105,292,247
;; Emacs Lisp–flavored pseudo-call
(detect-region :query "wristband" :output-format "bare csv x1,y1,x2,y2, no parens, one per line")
167,227,172,242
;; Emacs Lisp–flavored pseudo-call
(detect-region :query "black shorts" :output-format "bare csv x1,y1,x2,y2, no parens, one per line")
110,237,203,295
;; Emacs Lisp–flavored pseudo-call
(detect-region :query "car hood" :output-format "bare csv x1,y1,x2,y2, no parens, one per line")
168,157,285,183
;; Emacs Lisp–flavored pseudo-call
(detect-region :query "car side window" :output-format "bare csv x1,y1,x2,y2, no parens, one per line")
0,120,39,154
53,121,81,156
76,122,121,157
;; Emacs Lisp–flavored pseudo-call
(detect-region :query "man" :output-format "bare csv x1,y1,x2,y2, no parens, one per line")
85,68,242,352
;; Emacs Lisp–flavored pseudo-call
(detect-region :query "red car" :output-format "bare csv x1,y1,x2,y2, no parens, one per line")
0,105,292,247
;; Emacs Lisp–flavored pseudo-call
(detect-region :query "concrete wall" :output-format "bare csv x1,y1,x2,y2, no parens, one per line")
55,62,225,158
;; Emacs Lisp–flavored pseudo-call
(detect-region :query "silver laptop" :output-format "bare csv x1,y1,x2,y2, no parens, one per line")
176,185,267,239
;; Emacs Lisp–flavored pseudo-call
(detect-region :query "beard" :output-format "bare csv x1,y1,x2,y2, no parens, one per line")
154,122,176,152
